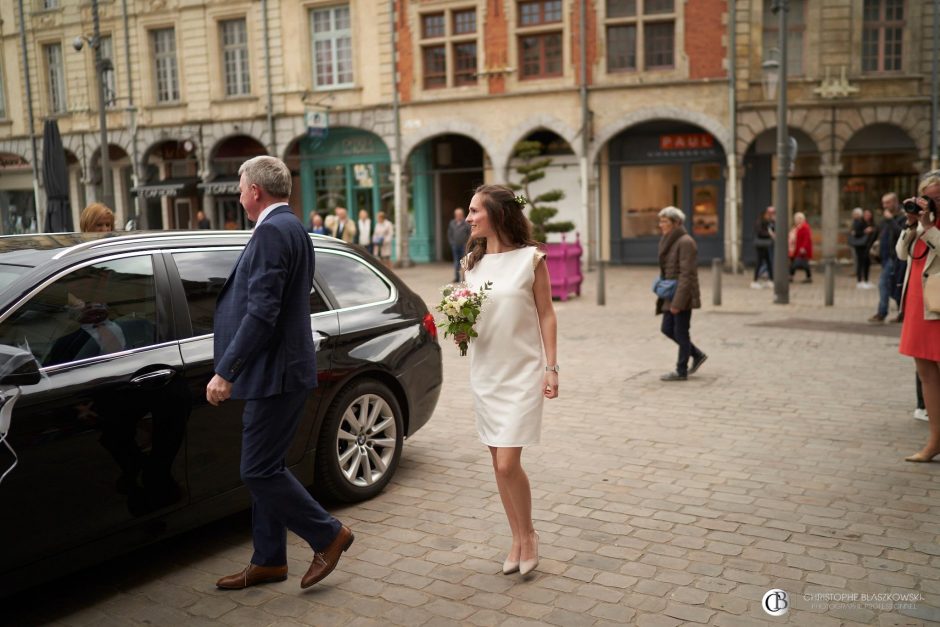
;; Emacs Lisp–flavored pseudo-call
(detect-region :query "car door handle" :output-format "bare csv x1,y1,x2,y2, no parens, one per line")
130,369,176,387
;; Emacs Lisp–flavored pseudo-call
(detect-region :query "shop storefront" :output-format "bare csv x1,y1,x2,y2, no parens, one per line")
201,135,267,230
299,128,392,231
0,153,38,235
134,141,201,230
608,122,725,264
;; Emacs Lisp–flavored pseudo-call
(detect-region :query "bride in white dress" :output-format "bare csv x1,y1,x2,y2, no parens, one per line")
455,184,559,577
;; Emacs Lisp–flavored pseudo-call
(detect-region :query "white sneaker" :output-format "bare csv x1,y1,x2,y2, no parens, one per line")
914,408,929,422
856,282,864,289
750,282,762,289
865,282,875,289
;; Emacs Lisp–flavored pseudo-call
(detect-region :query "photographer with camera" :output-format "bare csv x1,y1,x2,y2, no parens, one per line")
897,171,940,462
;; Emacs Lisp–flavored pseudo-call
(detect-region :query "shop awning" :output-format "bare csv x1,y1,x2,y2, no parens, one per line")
132,178,199,199
197,178,240,195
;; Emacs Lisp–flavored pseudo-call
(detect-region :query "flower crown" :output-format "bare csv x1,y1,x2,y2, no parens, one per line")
514,195,528,208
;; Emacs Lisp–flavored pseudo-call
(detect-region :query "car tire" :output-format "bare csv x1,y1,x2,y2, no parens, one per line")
315,379,404,503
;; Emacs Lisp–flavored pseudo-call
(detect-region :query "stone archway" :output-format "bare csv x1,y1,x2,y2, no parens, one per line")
405,133,489,263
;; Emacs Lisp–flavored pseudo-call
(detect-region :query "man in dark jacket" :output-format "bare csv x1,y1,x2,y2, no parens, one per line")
656,206,707,381
870,192,906,322
209,156,353,591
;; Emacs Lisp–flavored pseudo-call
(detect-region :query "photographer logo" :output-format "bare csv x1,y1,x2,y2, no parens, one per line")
762,589,790,617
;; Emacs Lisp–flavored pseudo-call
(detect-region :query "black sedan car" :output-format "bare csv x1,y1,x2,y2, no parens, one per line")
0,231,441,596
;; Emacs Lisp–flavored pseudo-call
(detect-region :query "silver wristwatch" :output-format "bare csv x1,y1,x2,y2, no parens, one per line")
545,364,560,373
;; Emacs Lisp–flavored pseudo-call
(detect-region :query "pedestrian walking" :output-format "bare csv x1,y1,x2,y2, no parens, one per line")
325,207,356,243
209,156,353,589
372,211,394,268
656,206,707,382
914,373,929,422
869,193,905,323
196,210,211,229
448,207,471,283
789,212,813,283
309,212,331,236
357,209,373,254
751,206,775,288
897,170,940,462
456,184,558,577
849,207,876,288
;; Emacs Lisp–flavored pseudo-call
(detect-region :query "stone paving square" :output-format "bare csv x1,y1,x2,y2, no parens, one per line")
5,263,940,626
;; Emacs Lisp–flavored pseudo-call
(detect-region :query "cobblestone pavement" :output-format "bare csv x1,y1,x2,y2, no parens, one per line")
6,263,940,627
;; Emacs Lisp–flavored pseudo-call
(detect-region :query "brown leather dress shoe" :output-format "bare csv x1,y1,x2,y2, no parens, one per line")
301,525,354,589
216,563,288,590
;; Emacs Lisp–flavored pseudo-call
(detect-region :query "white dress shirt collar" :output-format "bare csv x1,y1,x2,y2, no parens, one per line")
254,203,285,229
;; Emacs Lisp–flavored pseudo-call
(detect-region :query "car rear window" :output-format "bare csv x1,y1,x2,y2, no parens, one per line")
317,251,391,309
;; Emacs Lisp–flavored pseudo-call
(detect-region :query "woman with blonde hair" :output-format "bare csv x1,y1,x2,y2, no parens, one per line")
897,170,940,462
79,203,115,233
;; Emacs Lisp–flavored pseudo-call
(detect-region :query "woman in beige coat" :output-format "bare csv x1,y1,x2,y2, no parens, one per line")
656,206,707,381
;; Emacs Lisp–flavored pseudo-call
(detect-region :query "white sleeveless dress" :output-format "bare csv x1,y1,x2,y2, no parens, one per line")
464,246,546,447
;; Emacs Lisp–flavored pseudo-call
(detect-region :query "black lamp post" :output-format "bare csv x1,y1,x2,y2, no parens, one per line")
73,0,114,213
762,0,789,304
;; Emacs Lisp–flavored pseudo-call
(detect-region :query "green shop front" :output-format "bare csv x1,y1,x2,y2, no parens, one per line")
300,128,393,236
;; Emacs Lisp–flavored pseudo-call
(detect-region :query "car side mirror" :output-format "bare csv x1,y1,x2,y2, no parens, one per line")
0,346,41,387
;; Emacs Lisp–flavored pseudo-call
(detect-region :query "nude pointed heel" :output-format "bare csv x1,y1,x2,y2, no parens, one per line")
519,532,539,576
502,557,520,575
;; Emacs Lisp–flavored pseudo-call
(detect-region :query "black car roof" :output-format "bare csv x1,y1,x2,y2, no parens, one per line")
0,230,345,267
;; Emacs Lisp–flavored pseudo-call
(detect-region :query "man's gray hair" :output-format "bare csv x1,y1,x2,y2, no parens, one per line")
238,156,292,199
658,206,685,223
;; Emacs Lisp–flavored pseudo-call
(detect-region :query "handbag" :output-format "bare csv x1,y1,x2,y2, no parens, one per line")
925,273,940,314
652,276,678,300
869,239,881,264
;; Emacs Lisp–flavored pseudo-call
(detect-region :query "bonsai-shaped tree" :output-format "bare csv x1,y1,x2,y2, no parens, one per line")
510,140,574,243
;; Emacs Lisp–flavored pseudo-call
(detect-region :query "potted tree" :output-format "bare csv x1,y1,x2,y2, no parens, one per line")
510,140,583,301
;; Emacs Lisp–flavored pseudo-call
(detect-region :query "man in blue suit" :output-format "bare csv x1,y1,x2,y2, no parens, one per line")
209,156,353,590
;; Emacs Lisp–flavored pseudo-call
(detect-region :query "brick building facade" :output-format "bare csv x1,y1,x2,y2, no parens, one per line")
0,0,936,268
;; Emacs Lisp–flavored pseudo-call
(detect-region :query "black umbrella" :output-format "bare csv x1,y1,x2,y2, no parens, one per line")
42,119,73,232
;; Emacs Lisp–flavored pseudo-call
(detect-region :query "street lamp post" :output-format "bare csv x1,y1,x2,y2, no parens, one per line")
762,0,790,304
75,0,114,212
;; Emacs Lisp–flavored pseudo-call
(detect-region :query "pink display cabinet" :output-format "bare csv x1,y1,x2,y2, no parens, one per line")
544,232,583,301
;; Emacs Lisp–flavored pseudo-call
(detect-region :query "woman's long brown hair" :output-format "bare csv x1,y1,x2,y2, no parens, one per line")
464,184,539,272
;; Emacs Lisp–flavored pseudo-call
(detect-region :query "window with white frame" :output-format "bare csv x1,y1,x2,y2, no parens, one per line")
605,0,675,73
310,6,353,89
221,18,251,96
99,36,117,108
41,0,59,9
151,28,180,103
862,0,904,72
420,8,478,89
44,43,67,114
762,0,804,76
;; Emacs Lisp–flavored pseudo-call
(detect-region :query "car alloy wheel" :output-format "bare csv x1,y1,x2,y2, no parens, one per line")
316,379,404,502
336,392,397,487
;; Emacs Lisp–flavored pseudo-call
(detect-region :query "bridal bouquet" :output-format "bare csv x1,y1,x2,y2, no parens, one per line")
436,281,493,356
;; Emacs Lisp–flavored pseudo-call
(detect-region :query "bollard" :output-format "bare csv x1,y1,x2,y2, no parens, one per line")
712,258,722,306
824,258,835,307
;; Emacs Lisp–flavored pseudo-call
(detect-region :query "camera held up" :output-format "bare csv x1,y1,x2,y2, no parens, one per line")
903,196,938,215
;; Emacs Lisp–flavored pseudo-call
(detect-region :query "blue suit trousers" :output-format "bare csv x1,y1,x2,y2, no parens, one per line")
240,389,341,566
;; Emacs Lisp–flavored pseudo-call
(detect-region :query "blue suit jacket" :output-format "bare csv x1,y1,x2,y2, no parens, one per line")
213,205,318,399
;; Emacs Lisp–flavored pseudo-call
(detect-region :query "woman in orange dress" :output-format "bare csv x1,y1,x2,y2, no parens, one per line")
897,170,940,462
